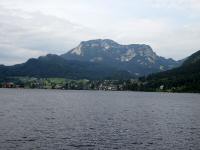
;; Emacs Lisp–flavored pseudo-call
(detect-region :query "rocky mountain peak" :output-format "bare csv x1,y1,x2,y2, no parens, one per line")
81,39,119,46
82,39,119,50
69,39,120,55
61,39,181,75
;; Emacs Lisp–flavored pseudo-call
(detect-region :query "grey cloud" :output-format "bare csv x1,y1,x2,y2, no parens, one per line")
0,43,46,65
0,6,99,65
0,1,200,64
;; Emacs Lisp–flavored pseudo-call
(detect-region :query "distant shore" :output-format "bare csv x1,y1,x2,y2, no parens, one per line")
1,77,199,93
1,87,199,94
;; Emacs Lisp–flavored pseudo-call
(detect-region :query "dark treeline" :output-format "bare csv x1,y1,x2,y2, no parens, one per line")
141,50,200,92
0,77,199,93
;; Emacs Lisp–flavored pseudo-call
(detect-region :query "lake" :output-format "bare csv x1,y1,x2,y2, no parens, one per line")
0,89,200,150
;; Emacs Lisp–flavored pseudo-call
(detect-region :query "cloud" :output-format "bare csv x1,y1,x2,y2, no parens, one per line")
106,18,200,60
151,23,200,59
0,43,46,65
0,6,100,65
0,1,200,64
149,0,200,10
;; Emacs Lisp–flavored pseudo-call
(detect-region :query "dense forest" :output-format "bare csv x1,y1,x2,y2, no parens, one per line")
141,50,200,92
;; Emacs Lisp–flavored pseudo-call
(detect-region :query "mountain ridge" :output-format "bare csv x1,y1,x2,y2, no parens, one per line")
61,39,181,75
0,54,132,79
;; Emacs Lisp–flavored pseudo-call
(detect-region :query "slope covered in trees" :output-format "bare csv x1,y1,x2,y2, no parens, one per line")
143,50,200,92
0,54,132,80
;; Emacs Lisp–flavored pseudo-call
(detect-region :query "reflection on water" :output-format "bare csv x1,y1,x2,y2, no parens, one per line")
0,89,200,150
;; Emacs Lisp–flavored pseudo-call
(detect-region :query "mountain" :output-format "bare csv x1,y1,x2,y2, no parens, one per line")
0,39,183,80
61,39,181,75
144,50,200,92
0,54,132,80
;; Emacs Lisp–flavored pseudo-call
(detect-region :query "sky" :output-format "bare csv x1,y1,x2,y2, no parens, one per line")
0,0,200,65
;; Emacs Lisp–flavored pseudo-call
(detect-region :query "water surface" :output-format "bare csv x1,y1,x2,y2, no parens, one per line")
0,89,200,150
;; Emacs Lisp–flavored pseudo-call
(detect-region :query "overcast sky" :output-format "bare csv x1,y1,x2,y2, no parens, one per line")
0,0,200,65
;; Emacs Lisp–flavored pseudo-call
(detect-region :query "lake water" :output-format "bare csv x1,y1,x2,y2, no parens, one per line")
0,89,200,150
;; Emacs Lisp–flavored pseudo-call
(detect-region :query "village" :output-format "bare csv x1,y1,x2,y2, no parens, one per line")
0,78,132,91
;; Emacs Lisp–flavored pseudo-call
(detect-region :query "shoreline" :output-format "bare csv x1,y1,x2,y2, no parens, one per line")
0,87,199,94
